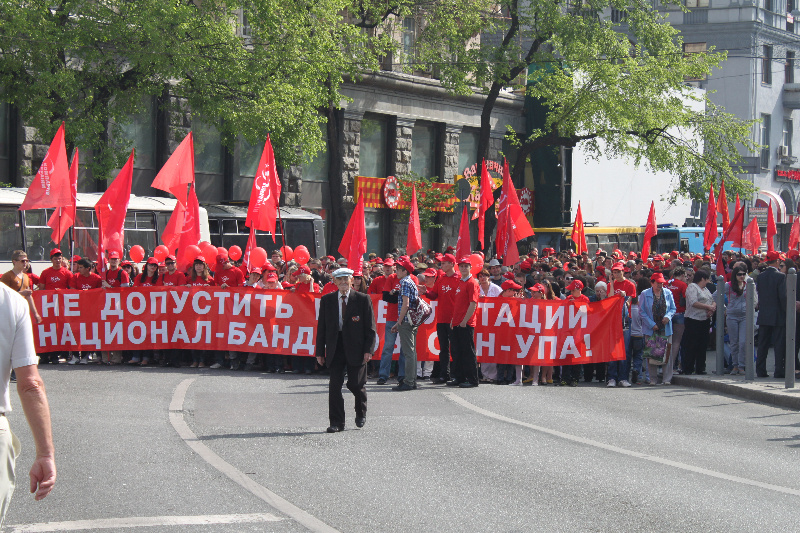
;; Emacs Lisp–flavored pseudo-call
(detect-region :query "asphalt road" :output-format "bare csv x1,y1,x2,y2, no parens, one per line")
4,365,800,532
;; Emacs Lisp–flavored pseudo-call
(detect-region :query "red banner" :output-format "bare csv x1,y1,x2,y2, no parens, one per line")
31,289,625,366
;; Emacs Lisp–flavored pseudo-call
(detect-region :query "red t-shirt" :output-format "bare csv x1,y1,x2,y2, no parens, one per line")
133,275,159,287
452,276,480,327
322,282,338,295
568,294,591,304
39,266,72,290
160,271,186,287
27,272,40,287
367,276,384,295
294,280,319,293
382,273,418,322
608,278,636,299
424,271,460,323
70,272,103,290
215,266,245,288
187,276,214,287
666,278,688,313
105,268,130,288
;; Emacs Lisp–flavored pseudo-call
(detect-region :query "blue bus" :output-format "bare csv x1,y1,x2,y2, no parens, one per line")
652,225,737,255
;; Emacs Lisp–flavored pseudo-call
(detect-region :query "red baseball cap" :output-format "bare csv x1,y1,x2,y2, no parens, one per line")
383,258,395,267
501,280,522,291
531,283,546,293
326,255,336,262
50,248,63,257
262,262,277,271
566,280,584,291
146,257,158,265
265,272,278,281
375,258,384,264
194,255,206,263
441,253,457,264
503,272,515,280
396,257,415,273
650,272,667,283
766,250,781,262
423,268,438,277
611,262,625,271
298,265,311,274
250,267,262,275
166,255,176,262
457,256,472,265
108,251,120,259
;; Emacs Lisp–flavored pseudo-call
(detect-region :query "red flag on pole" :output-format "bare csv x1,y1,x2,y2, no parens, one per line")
496,159,534,266
456,203,471,259
767,201,777,252
642,201,657,259
718,180,730,234
245,135,282,242
96,150,134,271
715,204,746,275
703,185,718,252
735,194,741,214
571,202,587,254
338,191,367,274
789,217,800,251
161,200,186,253
151,132,194,206
471,160,494,249
175,185,201,270
47,148,79,244
243,226,258,271
407,185,422,256
20,122,71,211
743,217,762,255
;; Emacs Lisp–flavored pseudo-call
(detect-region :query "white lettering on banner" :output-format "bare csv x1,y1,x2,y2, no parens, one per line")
127,292,147,316
60,323,76,345
248,324,269,347
477,333,495,357
377,300,387,324
101,293,123,320
516,335,535,359
314,297,321,320
151,321,168,343
569,305,588,329
494,303,516,328
232,293,251,317
228,323,247,345
191,321,212,343
254,294,273,318
272,325,291,349
544,306,564,330
427,332,440,356
539,336,558,360
128,321,146,344
192,292,211,314
275,297,293,319
584,334,593,358
561,336,580,359
171,321,189,343
105,322,123,344
41,294,58,318
39,324,56,346
292,327,314,354
150,292,168,314
478,302,494,326
80,322,100,349
518,304,541,332
214,292,230,315
170,291,190,313
63,293,80,317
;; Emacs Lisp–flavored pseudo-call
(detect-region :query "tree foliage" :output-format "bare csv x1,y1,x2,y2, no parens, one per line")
395,171,454,231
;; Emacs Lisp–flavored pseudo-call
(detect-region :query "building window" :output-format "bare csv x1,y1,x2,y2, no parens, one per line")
685,0,709,6
303,123,329,182
761,113,771,168
364,210,384,256
192,117,224,175
458,129,480,175
359,116,388,178
118,97,157,170
788,51,795,83
790,0,796,32
764,0,773,11
411,123,437,178
783,119,793,157
402,17,417,65
763,45,773,84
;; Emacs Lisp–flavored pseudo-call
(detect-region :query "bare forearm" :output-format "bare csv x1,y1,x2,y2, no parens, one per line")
17,382,54,458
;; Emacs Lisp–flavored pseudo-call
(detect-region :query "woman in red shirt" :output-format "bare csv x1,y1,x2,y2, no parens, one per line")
186,256,214,287
133,258,160,288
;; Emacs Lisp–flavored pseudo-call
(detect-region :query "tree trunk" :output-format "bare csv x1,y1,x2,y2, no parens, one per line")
325,104,345,256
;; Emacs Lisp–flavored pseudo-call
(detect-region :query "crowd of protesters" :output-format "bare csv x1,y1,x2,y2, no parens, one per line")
1,242,796,386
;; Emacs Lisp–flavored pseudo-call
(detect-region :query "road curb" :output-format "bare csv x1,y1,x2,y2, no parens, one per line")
672,376,800,411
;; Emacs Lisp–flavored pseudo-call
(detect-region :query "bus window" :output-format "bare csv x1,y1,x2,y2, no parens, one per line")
23,209,69,262
597,234,619,251
680,239,690,253
222,219,238,234
73,209,99,261
284,220,317,257
208,218,220,236
0,207,22,261
585,235,599,254
124,212,158,258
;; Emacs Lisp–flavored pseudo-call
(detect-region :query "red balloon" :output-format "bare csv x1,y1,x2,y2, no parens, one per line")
228,245,243,261
469,253,483,275
280,245,293,262
217,246,227,257
129,245,145,263
293,245,310,266
183,244,202,264
200,242,217,261
153,245,169,262
249,247,267,268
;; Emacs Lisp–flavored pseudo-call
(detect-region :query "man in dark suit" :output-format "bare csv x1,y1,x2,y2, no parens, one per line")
316,268,377,433
756,251,787,378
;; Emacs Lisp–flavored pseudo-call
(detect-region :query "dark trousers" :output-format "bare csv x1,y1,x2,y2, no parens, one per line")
451,325,478,385
757,324,786,377
682,317,711,374
431,323,452,381
562,364,580,383
328,334,367,428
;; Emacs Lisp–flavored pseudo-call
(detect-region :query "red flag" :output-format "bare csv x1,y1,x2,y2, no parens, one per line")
642,201,657,259
245,135,282,242
503,161,534,242
789,217,800,251
718,180,730,234
456,203,471,259
735,194,741,214
767,201,777,252
243,226,258,271
471,160,494,249
496,159,533,266
407,185,422,256
161,200,186,253
19,122,71,210
715,205,746,275
95,150,134,262
47,148,79,244
743,217,762,255
175,185,201,270
338,191,367,274
571,202,587,254
152,132,194,206
703,185,718,252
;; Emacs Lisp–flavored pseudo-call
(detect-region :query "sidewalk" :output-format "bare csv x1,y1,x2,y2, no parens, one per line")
670,349,800,410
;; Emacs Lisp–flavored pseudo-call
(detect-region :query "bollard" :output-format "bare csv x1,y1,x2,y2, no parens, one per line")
745,277,755,381
786,268,796,389
716,282,725,376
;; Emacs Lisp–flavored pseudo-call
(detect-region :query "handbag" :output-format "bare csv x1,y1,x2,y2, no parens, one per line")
643,333,670,365
406,297,432,327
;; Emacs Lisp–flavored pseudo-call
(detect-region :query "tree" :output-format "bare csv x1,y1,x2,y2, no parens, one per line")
415,0,757,203
396,172,455,231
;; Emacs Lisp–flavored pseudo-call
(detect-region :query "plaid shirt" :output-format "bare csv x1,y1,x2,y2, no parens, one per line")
398,276,419,318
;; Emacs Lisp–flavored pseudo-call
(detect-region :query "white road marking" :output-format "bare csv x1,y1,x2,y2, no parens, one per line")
7,513,282,532
443,391,800,497
170,379,341,533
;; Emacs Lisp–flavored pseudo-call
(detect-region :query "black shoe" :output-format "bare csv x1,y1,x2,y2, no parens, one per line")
458,382,477,388
376,378,387,385
326,425,344,433
446,380,461,387
392,383,415,391
570,380,579,387
355,416,366,428
431,377,447,384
